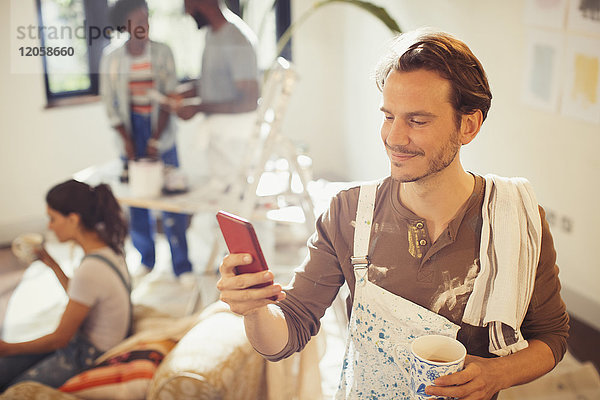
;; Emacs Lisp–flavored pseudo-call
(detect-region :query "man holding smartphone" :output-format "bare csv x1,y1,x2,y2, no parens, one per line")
216,29,569,400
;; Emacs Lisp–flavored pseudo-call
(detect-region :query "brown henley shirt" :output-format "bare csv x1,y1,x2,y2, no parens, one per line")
267,174,569,369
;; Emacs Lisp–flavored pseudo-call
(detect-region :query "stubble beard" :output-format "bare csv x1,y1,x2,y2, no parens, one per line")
390,129,462,183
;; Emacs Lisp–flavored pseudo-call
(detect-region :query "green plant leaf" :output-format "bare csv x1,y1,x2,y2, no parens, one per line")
325,0,401,33
274,0,401,61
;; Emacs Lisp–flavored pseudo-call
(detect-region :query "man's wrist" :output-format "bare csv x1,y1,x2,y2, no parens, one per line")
147,138,159,148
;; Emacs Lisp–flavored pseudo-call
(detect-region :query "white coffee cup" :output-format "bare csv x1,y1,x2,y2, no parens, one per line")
409,334,466,398
11,233,44,264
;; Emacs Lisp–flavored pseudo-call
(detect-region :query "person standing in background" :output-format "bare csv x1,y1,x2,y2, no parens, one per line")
100,0,194,284
174,0,259,194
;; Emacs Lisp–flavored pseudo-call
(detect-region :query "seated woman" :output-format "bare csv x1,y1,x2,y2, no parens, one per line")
0,179,131,391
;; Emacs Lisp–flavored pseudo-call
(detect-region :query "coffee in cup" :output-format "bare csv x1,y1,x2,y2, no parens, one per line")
11,233,44,265
409,334,466,398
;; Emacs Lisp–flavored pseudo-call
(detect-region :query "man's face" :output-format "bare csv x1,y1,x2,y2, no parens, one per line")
380,69,463,183
184,0,210,29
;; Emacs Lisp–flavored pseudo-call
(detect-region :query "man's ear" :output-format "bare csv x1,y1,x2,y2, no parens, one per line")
460,109,483,145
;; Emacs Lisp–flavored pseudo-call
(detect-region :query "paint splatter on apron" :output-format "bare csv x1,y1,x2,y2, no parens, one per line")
335,183,460,399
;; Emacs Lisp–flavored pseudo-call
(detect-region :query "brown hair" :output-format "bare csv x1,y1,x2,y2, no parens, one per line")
46,179,128,255
109,0,148,31
374,29,492,123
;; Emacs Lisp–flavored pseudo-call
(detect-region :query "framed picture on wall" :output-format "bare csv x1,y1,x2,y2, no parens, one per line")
522,29,565,112
560,34,600,124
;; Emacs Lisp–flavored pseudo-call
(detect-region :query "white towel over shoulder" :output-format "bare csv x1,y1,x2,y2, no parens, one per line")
462,174,542,356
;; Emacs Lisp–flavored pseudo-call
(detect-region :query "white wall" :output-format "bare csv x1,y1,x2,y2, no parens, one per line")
2,0,599,328
0,0,112,240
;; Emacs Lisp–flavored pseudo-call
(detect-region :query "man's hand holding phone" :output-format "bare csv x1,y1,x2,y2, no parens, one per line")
215,211,286,316
217,253,286,316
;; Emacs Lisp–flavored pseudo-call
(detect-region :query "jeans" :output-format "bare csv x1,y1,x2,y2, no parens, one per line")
0,333,101,391
128,112,192,276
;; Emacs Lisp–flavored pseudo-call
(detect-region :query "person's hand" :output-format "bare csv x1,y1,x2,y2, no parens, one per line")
124,137,135,160
216,253,286,316
165,92,201,119
425,354,503,399
163,93,183,114
146,137,159,159
146,144,158,159
175,104,198,121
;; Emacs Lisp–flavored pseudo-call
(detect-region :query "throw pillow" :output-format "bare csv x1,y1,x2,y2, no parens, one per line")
59,339,176,400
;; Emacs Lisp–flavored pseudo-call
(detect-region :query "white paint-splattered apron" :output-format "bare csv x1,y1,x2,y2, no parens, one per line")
335,183,461,399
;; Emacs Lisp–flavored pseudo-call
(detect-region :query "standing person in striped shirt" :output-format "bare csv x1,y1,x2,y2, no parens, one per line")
100,0,194,284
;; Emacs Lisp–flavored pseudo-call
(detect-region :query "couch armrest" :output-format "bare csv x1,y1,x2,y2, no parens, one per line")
147,310,267,400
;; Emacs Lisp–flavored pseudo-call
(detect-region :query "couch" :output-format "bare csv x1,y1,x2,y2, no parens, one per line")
0,302,325,400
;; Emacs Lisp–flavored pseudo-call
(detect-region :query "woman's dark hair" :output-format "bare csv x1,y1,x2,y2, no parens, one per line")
109,0,148,31
46,179,128,255
374,28,492,125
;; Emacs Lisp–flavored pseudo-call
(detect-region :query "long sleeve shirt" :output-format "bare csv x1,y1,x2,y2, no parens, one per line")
265,175,569,364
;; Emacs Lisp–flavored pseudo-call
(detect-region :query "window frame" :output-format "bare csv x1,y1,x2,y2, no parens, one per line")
38,0,110,108
275,0,291,61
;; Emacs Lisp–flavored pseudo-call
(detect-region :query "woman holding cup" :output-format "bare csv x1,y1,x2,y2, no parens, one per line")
11,232,45,265
0,179,131,391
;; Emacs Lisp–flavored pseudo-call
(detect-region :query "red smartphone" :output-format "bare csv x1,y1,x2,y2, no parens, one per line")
216,211,276,298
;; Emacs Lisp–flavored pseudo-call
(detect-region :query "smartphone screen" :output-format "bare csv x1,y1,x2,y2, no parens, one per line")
216,211,275,294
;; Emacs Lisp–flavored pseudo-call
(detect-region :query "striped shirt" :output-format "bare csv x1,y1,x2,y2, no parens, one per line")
128,49,154,115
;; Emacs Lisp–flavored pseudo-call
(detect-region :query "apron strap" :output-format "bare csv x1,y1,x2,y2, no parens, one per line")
351,183,378,269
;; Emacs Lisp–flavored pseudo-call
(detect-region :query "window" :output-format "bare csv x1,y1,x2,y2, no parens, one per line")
35,0,291,106
36,0,110,106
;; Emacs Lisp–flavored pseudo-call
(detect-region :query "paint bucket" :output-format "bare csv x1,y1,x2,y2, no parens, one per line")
128,159,163,198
